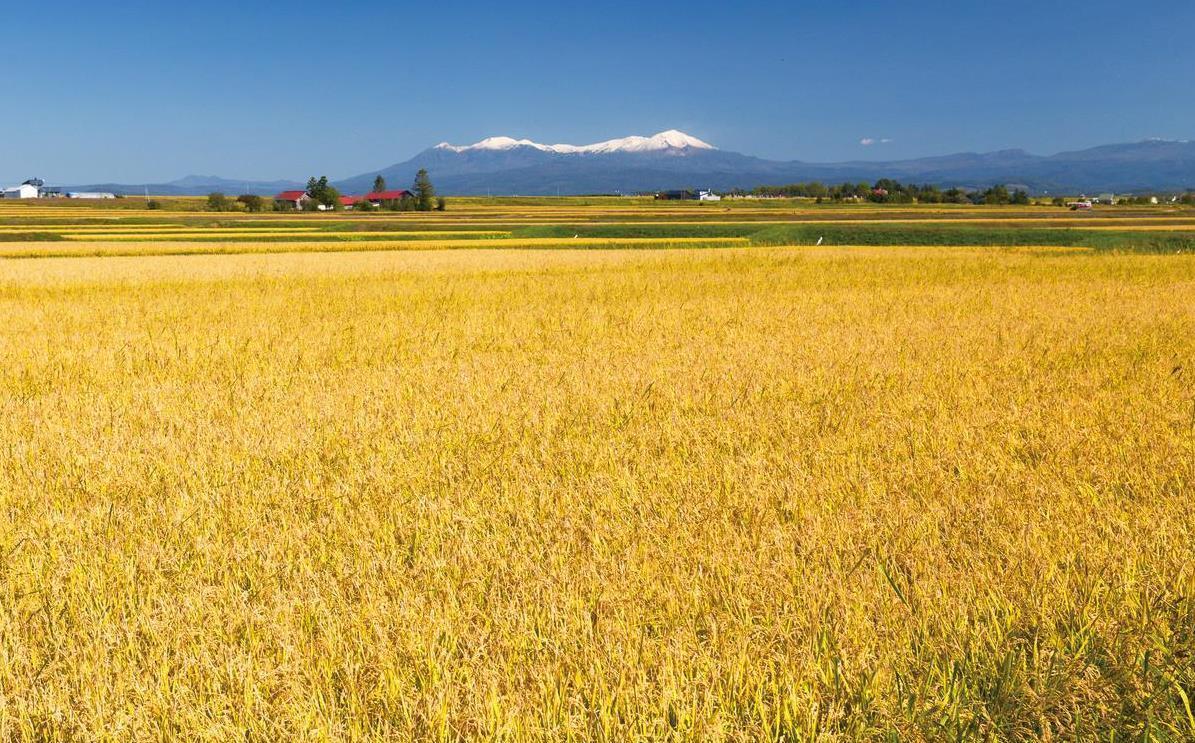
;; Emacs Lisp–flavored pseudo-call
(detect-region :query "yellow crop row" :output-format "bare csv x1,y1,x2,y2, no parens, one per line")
52,230,513,241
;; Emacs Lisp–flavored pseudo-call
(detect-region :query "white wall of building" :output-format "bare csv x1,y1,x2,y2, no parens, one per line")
1,184,40,199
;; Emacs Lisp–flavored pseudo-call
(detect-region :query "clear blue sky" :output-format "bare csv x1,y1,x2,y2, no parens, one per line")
2,1,1190,184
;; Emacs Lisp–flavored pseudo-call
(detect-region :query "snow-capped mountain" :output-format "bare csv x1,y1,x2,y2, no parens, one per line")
336,129,758,195
433,130,716,155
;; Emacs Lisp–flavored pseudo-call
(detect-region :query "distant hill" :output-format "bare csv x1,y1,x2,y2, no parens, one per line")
60,133,1195,196
62,175,304,197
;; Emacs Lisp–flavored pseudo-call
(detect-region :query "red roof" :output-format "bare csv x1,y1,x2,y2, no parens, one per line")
276,190,306,200
365,190,411,201
340,195,362,206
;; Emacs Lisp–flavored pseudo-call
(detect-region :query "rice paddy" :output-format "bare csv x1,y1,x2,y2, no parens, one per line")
0,197,1192,740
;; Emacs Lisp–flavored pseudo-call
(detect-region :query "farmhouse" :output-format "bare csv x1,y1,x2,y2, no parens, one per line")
274,190,310,209
363,190,413,206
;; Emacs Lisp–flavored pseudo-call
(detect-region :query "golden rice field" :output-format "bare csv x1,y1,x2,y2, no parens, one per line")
0,198,1193,740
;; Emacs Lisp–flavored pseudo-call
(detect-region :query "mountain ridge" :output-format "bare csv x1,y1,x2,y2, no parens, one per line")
337,131,1195,196
55,131,1195,196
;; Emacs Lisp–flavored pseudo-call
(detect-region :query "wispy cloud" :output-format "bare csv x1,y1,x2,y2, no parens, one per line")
860,137,893,146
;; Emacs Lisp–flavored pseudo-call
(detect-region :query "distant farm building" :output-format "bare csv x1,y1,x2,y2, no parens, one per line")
363,190,413,206
274,190,310,209
2,178,113,200
276,189,414,210
1,183,39,199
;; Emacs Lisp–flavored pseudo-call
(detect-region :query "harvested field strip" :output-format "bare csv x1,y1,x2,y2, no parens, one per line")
0,236,750,258
56,230,512,242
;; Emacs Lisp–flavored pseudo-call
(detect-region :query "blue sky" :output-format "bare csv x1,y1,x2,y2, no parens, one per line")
2,1,1190,184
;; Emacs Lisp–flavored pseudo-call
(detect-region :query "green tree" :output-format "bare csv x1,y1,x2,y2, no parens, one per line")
917,185,943,203
436,196,447,211
1010,189,1031,205
237,194,265,212
206,192,231,211
943,187,969,204
372,175,386,193
304,176,341,210
982,185,1011,205
382,194,416,211
413,169,436,211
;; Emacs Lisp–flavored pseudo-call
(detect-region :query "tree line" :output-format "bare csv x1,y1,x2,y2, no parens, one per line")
729,179,1033,204
206,169,444,212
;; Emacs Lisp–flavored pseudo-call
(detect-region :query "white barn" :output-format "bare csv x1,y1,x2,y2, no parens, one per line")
1,183,39,199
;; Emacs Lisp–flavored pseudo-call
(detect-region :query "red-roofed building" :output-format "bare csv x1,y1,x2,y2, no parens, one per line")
274,190,310,209
275,188,415,211
364,190,412,206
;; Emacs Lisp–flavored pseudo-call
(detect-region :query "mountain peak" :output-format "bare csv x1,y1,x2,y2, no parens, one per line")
434,130,716,155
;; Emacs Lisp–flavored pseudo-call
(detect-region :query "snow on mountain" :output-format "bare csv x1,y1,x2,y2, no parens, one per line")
435,129,716,155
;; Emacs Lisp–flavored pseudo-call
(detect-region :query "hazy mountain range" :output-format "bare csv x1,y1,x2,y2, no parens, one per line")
63,131,1195,196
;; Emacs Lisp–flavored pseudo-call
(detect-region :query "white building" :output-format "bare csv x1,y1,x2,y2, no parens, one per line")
1,183,40,199
698,190,721,202
66,192,116,199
